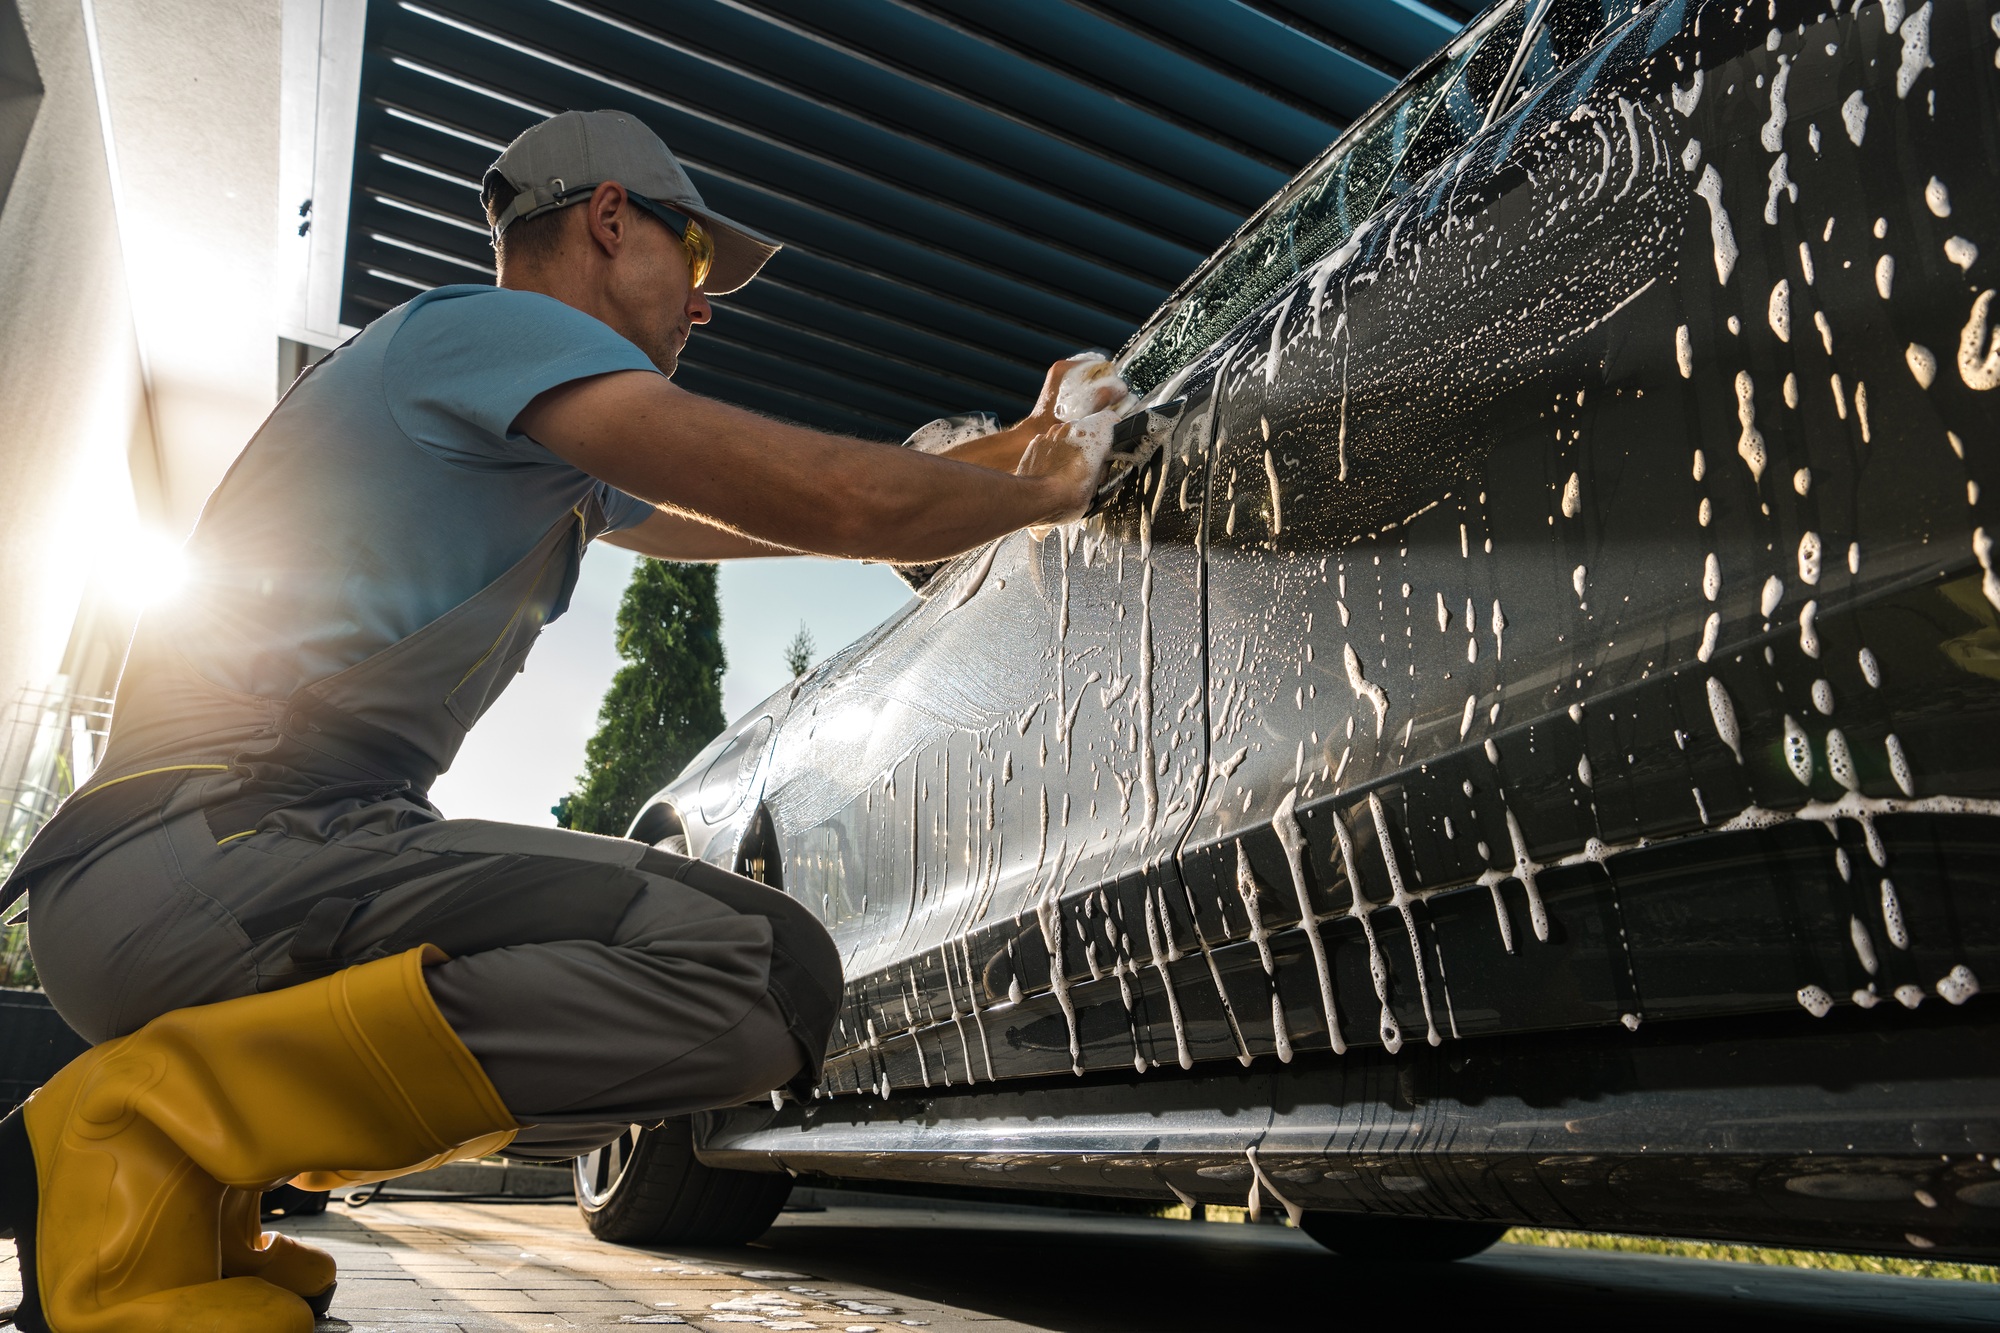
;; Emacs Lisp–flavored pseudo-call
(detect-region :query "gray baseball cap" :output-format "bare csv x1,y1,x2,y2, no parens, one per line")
484,109,780,295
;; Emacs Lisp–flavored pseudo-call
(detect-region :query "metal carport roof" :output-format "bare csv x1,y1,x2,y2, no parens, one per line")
338,0,1469,438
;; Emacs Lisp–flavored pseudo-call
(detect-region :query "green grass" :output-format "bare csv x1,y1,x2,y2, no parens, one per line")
1150,1206,1995,1282
1500,1228,1996,1283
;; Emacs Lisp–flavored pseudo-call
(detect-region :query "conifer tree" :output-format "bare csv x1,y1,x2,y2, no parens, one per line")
782,621,815,678
557,560,726,835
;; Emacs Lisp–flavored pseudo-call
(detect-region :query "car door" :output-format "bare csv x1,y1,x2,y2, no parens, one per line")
1184,0,1672,1056
757,398,1217,1093
1187,0,2000,1058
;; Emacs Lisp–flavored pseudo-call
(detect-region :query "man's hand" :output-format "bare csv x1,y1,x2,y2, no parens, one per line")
517,371,1102,565
925,355,1134,474
1017,409,1120,540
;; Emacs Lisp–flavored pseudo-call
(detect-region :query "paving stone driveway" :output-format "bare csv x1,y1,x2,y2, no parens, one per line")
0,1197,1006,1333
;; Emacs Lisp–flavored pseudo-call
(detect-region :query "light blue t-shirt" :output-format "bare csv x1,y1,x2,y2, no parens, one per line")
175,285,659,699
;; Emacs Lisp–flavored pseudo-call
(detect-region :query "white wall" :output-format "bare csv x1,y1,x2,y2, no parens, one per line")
0,0,153,715
91,0,284,530
0,0,292,728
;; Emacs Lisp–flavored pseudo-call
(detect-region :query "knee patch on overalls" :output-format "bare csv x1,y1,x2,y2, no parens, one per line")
635,848,842,1093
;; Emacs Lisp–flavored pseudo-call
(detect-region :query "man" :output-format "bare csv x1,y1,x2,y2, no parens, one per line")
0,109,1127,1332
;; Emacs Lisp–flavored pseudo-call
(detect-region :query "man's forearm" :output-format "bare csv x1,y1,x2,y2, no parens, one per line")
600,508,799,561
521,372,1080,564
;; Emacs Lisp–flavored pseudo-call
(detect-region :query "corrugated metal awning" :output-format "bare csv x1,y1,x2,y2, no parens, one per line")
340,0,1467,437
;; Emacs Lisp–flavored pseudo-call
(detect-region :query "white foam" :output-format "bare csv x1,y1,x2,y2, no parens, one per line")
1761,574,1784,618
1798,531,1822,585
1695,165,1737,284
1814,309,1834,356
1796,984,1834,1017
1859,646,1881,687
1811,678,1834,714
1703,552,1722,601
1882,878,1909,949
1798,241,1815,285
1945,237,1978,272
1975,527,2000,613
1734,371,1766,481
1051,353,1135,422
1561,471,1581,518
1783,714,1813,785
1885,733,1915,797
1458,693,1476,740
1851,916,1880,975
1676,323,1694,377
1491,599,1506,660
1906,343,1937,389
1263,449,1283,536
1573,564,1587,604
1895,2,1933,99
1343,643,1389,737
1698,611,1721,663
1960,291,2000,390
1925,176,1951,217
1707,676,1743,763
1760,56,1790,151
1875,254,1894,300
1784,372,1799,408
1937,964,1981,1005
1895,983,1925,1009
1826,727,1858,791
1767,279,1791,342
1764,153,1796,226
1671,69,1703,116
1841,90,1868,145
1793,466,1811,494
1800,599,1820,658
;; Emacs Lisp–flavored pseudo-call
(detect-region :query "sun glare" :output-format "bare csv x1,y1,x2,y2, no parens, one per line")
97,527,189,610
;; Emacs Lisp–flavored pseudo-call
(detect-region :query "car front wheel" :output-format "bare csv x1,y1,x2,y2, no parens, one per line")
573,1116,793,1245
1299,1212,1509,1262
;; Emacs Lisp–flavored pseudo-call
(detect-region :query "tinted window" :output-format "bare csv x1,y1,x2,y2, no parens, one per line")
1489,0,1649,119
1120,2,1524,396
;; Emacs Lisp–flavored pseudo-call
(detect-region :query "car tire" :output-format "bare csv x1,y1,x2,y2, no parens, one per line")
1299,1212,1508,1262
573,1116,793,1246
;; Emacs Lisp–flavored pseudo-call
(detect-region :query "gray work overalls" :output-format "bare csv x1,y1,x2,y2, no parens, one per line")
2,370,839,1157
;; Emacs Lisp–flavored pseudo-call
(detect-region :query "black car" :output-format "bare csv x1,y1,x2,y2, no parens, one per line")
578,0,2000,1264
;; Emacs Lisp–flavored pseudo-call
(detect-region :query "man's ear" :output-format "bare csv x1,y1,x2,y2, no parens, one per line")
584,180,630,257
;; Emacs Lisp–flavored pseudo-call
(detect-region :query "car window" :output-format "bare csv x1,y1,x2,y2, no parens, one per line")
1120,2,1523,397
1488,0,1649,119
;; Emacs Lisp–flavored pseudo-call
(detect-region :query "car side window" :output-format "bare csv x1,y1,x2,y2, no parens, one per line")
1120,1,1524,397
1488,0,1648,120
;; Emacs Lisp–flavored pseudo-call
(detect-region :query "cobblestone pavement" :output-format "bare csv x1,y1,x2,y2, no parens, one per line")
4,1193,1996,1331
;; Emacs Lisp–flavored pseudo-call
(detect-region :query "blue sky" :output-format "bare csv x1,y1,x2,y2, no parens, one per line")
428,548,912,827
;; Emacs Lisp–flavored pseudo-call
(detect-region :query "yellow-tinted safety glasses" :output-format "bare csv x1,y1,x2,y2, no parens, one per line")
630,192,713,290
680,218,714,290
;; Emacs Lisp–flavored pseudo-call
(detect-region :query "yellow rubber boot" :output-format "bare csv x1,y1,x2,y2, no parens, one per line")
289,1128,517,1194
218,1188,338,1319
0,1050,309,1333
1,946,516,1333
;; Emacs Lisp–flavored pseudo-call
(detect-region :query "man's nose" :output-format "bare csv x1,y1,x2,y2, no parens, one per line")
688,291,712,325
